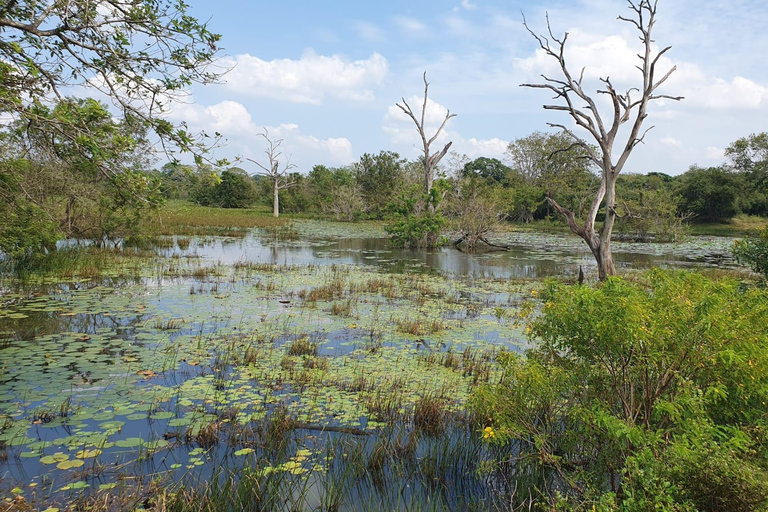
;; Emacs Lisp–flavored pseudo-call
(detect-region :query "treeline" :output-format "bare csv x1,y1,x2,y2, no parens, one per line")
155,131,768,239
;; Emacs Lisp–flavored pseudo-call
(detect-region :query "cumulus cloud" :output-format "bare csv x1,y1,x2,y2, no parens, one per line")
265,124,354,165
165,100,353,168
382,96,505,161
705,146,725,162
659,137,683,149
516,30,768,114
220,50,388,105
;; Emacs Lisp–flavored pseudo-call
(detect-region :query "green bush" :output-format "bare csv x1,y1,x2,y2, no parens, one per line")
473,270,768,510
733,227,768,278
385,211,446,249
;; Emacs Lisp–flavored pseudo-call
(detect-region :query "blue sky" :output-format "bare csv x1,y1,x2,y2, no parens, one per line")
168,0,768,175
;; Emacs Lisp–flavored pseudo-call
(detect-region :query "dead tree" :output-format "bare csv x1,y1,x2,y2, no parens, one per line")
247,129,297,218
522,0,682,280
396,72,457,204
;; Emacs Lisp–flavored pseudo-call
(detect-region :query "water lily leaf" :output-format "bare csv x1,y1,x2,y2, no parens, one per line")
56,459,85,470
40,453,70,465
114,438,142,448
234,448,254,456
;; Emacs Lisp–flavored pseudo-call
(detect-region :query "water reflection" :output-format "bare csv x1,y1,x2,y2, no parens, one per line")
179,231,736,280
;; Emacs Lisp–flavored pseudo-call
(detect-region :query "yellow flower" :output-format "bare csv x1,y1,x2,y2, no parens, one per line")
483,426,496,440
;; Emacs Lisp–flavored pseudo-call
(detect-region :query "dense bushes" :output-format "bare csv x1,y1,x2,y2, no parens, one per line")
193,169,258,208
733,227,768,279
473,270,768,511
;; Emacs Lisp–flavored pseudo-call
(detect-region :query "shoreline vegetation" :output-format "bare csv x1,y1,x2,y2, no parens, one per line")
1,203,766,511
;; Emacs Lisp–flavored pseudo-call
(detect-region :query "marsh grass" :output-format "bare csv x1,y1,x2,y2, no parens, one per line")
147,201,286,237
287,336,319,357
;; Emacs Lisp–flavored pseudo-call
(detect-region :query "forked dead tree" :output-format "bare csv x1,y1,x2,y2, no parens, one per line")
247,129,297,218
396,72,457,205
522,0,682,280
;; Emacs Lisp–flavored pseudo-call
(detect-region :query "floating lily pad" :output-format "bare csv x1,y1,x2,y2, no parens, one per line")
57,459,85,470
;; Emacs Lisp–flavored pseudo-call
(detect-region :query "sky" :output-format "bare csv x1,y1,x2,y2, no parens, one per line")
162,0,768,176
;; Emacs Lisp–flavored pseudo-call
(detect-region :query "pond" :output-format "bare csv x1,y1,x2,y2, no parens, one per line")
0,224,739,509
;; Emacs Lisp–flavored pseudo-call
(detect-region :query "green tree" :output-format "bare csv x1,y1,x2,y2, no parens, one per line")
616,173,688,242
216,169,258,208
676,166,739,222
0,97,161,256
733,227,768,279
505,131,598,219
461,157,511,183
0,0,222,165
354,151,406,218
726,133,768,216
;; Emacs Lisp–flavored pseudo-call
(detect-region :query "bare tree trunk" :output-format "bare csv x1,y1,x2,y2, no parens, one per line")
396,72,456,200
273,178,279,218
523,1,682,280
248,128,297,220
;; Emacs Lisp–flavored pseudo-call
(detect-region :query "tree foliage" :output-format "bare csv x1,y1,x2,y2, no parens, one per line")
0,0,222,164
676,166,739,223
0,97,161,258
733,227,768,279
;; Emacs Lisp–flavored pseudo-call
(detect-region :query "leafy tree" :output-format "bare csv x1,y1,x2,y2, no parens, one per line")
616,173,688,242
354,151,406,218
726,133,768,216
522,1,682,279
307,165,357,213
0,0,223,165
158,162,196,199
505,131,598,219
676,165,739,222
461,157,511,183
216,169,258,208
0,97,161,256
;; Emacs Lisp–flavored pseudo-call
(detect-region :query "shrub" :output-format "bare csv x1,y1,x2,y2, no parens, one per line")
473,270,768,510
733,226,768,278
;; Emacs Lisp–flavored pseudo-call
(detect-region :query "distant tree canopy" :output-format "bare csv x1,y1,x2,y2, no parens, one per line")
462,157,511,183
192,168,258,209
676,166,740,223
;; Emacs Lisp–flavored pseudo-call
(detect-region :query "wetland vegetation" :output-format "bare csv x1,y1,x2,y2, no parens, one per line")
2,1,768,510
0,207,763,511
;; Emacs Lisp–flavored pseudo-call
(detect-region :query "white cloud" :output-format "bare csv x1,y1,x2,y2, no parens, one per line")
660,137,683,149
354,21,386,42
266,124,353,165
705,146,725,162
221,50,388,105
394,16,429,36
457,0,477,11
455,137,507,159
165,99,352,169
382,96,504,162
516,29,768,115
